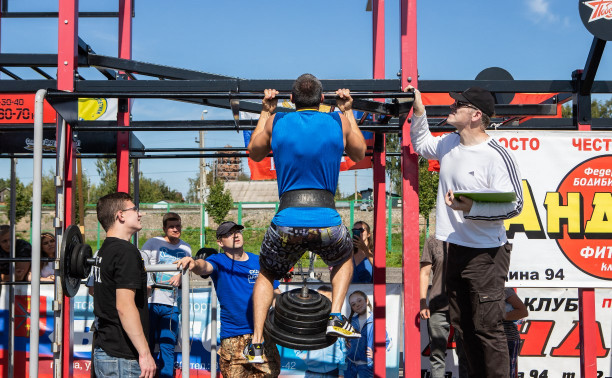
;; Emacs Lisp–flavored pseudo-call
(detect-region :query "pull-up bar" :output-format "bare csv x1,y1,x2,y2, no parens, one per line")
44,89,416,100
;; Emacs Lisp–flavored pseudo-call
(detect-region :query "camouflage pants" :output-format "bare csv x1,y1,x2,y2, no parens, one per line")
218,334,280,378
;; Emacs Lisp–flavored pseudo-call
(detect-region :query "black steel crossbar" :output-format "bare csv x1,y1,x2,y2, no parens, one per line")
45,89,415,100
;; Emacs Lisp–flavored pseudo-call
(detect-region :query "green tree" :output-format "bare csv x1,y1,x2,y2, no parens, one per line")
562,97,612,118
91,159,184,203
186,170,214,203
205,180,233,224
418,157,439,220
2,178,32,223
386,134,438,219
139,175,183,203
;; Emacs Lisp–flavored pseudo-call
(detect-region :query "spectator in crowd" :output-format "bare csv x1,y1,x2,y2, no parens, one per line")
40,232,56,280
295,285,347,377
420,236,468,378
351,221,373,284
0,225,34,283
344,290,391,378
406,85,523,377
92,192,155,378
140,212,192,378
504,288,528,378
176,221,281,377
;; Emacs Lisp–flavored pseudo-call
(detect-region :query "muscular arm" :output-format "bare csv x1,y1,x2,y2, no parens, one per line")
248,89,278,162
116,288,155,376
336,89,366,162
342,111,366,162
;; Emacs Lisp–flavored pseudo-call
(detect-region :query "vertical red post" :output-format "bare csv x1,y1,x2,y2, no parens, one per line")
371,0,387,376
57,0,78,375
400,0,421,376
117,0,132,192
579,288,597,377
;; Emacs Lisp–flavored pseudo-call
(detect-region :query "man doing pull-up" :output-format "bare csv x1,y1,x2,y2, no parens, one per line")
245,73,367,362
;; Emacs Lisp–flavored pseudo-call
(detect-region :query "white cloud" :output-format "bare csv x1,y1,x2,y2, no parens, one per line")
525,0,560,23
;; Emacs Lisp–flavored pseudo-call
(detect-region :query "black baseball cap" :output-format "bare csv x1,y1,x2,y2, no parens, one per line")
450,87,495,117
216,221,244,239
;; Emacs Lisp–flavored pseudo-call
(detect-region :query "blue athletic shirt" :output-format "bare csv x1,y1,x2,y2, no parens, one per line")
271,110,344,227
207,252,279,340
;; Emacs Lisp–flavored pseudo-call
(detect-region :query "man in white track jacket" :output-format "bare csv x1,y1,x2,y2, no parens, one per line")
405,85,523,378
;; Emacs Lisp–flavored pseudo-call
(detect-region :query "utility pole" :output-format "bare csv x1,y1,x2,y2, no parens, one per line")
354,171,358,201
199,110,208,247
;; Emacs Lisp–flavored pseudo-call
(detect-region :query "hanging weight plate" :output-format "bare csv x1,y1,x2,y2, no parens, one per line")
60,225,84,298
273,308,329,330
274,315,327,335
276,295,331,322
285,288,323,307
265,311,337,351
279,293,328,314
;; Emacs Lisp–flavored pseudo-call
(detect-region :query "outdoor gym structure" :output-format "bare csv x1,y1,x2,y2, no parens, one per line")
1,0,612,377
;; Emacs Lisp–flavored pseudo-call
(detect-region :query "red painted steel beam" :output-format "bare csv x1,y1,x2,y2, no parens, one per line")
579,288,597,377
371,0,387,376
400,0,421,377
117,0,132,193
57,0,78,376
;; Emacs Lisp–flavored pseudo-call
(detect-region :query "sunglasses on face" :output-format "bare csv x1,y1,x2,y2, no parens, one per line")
452,101,479,111
121,206,139,213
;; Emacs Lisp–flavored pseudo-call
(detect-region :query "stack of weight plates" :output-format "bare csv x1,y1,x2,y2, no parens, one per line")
264,288,338,350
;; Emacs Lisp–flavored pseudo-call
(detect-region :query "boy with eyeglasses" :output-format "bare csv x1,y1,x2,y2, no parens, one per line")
176,221,281,377
140,212,191,378
406,85,523,377
92,192,156,378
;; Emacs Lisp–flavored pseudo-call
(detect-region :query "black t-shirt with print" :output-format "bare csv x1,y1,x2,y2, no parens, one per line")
93,237,148,359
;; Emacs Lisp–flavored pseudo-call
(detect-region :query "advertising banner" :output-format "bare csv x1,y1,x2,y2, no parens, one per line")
0,283,401,377
486,131,612,287
420,288,612,378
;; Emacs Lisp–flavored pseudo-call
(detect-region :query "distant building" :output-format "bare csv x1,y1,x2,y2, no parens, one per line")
215,146,242,181
224,181,278,207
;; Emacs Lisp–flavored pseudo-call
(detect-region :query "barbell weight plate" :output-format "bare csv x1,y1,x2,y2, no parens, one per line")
273,307,329,329
59,225,84,298
274,315,327,335
285,288,323,307
279,291,328,314
73,243,93,279
275,296,331,322
265,311,337,350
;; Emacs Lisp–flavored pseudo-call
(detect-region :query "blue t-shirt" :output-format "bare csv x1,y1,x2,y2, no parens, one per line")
352,257,373,284
271,110,344,227
207,252,279,340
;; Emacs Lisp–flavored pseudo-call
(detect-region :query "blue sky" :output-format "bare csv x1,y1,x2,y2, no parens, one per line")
1,0,610,199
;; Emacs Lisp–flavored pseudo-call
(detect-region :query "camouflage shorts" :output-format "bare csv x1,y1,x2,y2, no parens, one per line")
218,334,280,378
259,223,353,280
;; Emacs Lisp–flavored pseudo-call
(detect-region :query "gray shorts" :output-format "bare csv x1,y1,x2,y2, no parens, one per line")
259,223,353,280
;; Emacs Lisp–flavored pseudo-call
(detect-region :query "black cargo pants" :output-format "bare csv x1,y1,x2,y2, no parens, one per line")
446,242,512,378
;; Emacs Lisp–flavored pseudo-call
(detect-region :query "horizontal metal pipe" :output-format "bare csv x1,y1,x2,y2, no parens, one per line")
0,257,56,262
0,281,59,285
46,91,415,100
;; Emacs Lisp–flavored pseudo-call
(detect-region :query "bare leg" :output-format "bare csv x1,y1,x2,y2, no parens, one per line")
252,268,275,344
330,257,353,313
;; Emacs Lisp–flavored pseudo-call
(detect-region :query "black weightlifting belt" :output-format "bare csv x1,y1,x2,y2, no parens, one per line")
277,189,336,213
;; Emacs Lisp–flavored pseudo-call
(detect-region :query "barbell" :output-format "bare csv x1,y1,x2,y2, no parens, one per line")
59,225,93,297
